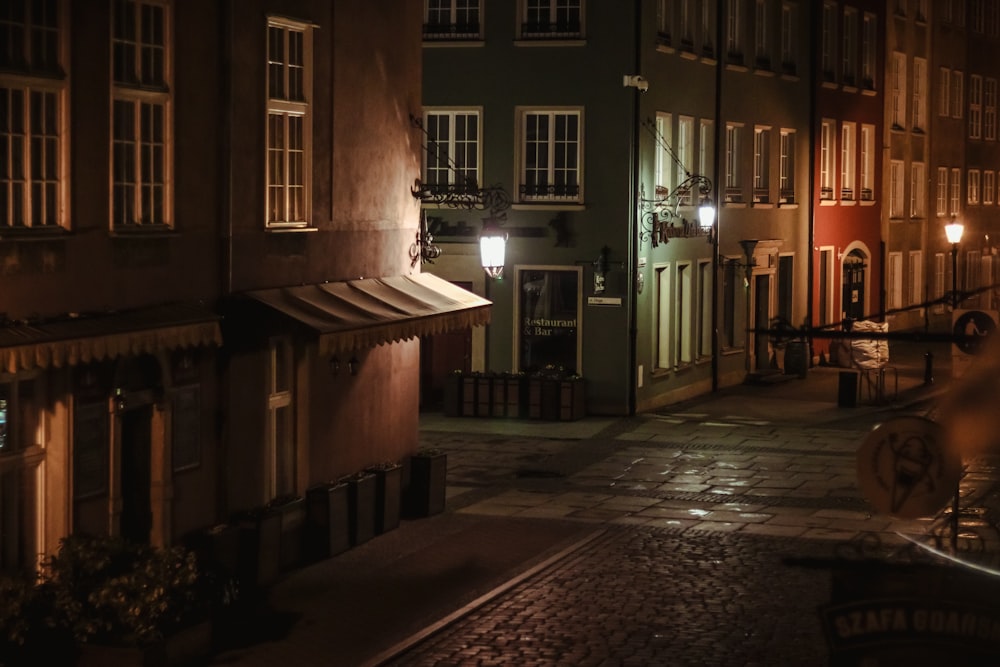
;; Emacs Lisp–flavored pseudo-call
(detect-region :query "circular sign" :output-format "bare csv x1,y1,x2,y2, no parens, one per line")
857,416,961,519
954,310,996,355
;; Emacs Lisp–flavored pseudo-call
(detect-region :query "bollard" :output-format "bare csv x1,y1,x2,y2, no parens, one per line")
923,351,934,385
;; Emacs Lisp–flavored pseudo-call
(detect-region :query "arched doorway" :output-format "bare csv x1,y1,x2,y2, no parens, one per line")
842,250,867,320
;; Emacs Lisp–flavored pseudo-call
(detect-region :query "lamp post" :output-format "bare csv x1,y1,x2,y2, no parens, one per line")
739,239,759,376
944,216,964,553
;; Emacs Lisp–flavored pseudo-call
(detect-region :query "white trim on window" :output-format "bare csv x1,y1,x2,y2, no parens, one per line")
516,107,584,204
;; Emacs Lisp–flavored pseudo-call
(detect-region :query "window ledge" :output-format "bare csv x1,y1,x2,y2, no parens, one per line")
862,89,878,97
110,225,175,238
423,40,485,48
820,200,838,206
723,201,748,209
655,43,676,54
840,200,857,207
680,50,698,61
266,225,318,234
514,39,587,47
725,63,750,73
751,202,775,209
778,202,799,209
0,227,71,242
821,81,839,90
512,203,585,212
753,68,776,78
860,200,877,207
780,73,800,83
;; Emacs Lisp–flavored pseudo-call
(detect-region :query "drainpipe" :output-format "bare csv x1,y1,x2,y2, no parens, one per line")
711,0,724,392
627,0,642,416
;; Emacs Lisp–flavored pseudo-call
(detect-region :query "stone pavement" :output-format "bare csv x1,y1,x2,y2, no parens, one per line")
211,340,1000,666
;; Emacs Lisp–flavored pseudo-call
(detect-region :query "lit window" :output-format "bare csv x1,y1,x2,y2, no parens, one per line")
518,109,582,203
519,0,583,39
423,0,482,40
422,109,481,194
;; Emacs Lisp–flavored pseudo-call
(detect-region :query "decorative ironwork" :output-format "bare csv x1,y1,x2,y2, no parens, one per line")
638,179,714,249
409,211,441,267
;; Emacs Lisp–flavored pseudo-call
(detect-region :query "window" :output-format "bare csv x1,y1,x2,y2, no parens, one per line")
936,167,948,216
939,67,951,117
0,377,43,574
910,162,925,218
676,263,693,365
986,78,998,141
860,124,874,201
780,2,796,75
726,0,742,63
985,170,995,205
518,108,582,202
779,129,794,202
676,115,694,204
423,0,482,40
422,109,481,194
821,2,836,82
889,161,904,218
968,168,981,204
654,112,672,192
970,74,983,139
934,253,945,313
888,252,902,310
820,119,834,200
0,1,66,231
754,0,769,68
973,0,987,32
913,58,927,131
952,70,964,119
655,264,672,370
908,251,923,307
266,17,313,229
267,338,295,500
656,0,671,43
701,0,714,56
753,126,770,202
518,268,582,373
680,0,694,49
951,167,962,214
916,0,928,22
891,52,906,129
842,8,857,87
840,122,855,200
819,249,833,326
699,119,714,184
724,123,742,202
861,13,876,90
777,255,793,323
112,0,172,229
520,0,583,39
698,260,712,359
722,260,738,348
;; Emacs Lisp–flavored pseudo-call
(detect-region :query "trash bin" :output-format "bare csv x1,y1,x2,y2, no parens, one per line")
838,371,858,408
784,341,809,379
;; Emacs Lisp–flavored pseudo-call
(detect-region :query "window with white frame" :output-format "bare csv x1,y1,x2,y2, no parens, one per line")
753,126,770,202
725,122,743,202
656,0,671,43
966,250,981,304
699,119,714,183
112,0,172,229
727,0,742,62
819,249,833,325
908,251,922,307
821,2,836,81
820,119,834,200
423,0,482,40
983,254,994,309
937,167,948,216
267,337,295,501
520,0,583,39
889,160,904,218
952,70,964,119
840,122,855,200
842,7,857,87
934,252,945,312
891,52,906,129
888,252,903,310
518,108,582,202
681,0,694,48
701,0,714,56
985,170,995,205
860,124,874,200
422,109,480,194
916,0,928,22
754,0,769,68
973,0,986,32
266,17,312,229
655,265,672,370
939,67,951,116
951,167,962,214
676,262,693,365
968,168,981,204
779,129,794,202
677,115,694,204
970,74,983,139
655,112,672,192
862,12,876,90
0,376,44,574
913,57,927,131
910,162,925,218
1,0,66,230
698,260,712,359
780,2,795,75
986,78,998,140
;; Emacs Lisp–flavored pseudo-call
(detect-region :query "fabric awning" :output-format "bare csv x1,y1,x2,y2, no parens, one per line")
245,272,492,356
0,303,223,373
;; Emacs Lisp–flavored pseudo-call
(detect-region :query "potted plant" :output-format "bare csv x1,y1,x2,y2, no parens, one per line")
0,572,74,666
366,462,402,535
305,479,351,561
404,448,448,518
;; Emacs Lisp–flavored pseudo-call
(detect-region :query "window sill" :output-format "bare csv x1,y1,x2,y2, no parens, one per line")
110,225,175,238
514,39,586,48
723,201,748,209
820,199,838,206
423,39,485,48
266,225,318,234
753,68,776,78
840,200,857,207
751,201,775,209
777,202,799,209
860,200,877,207
0,227,71,241
512,203,585,212
779,73,800,83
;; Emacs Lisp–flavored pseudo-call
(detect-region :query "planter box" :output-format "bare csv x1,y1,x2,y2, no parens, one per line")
490,375,507,417
368,464,402,535
235,509,281,589
559,378,586,421
347,472,376,546
305,481,350,561
404,451,447,518
505,376,526,418
76,620,213,667
461,376,477,416
528,378,560,420
269,496,305,572
442,374,462,417
475,375,493,416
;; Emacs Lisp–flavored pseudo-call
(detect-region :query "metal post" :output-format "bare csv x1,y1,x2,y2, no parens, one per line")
951,242,959,553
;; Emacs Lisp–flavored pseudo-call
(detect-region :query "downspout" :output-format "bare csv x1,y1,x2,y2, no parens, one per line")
806,2,816,343
627,0,642,416
711,0,724,392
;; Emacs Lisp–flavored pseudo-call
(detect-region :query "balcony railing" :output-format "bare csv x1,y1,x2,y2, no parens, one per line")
841,187,854,201
422,22,482,40
520,21,582,39
860,188,874,201
820,186,834,200
724,186,744,203
519,183,580,201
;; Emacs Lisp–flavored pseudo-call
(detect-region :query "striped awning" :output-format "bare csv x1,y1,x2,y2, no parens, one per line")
0,303,222,373
245,273,492,356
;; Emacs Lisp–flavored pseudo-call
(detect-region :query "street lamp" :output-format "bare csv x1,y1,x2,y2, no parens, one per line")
480,217,507,279
945,216,964,309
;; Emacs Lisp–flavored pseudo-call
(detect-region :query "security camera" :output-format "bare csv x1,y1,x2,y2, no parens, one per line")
622,75,649,92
